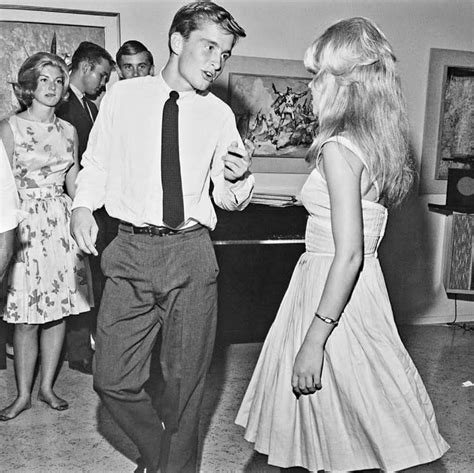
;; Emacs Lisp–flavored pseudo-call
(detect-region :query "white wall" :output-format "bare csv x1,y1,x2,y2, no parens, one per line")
2,0,473,323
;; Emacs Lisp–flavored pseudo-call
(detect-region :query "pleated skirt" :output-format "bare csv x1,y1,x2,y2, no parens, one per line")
235,251,449,472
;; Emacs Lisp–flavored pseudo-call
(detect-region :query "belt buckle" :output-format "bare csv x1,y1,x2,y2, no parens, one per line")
133,225,156,236
152,226,175,237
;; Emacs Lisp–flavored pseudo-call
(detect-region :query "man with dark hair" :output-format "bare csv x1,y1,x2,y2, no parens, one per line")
116,40,154,79
58,42,115,160
71,2,252,472
56,41,115,375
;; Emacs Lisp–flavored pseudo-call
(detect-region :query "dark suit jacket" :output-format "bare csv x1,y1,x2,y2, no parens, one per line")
56,89,98,165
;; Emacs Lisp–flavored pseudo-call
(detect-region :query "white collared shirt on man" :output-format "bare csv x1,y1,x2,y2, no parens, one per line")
72,73,254,229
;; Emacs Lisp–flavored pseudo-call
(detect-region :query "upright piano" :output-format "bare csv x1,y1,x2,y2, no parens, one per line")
212,203,308,345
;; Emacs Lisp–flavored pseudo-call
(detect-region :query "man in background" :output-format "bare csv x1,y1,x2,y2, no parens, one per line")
116,40,154,79
56,41,115,375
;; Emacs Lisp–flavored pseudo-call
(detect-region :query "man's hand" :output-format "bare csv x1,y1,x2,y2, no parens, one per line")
70,207,99,256
222,140,253,182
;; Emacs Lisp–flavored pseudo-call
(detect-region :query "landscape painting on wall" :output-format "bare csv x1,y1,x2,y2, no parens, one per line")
210,55,313,173
228,72,317,159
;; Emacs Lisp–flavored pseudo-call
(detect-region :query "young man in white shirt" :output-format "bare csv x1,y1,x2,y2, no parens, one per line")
71,2,253,472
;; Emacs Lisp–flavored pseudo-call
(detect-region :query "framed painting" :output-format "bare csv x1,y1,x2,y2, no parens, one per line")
0,5,121,120
211,55,315,174
420,48,474,194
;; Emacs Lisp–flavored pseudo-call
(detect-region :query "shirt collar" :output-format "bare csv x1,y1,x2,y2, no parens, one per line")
158,70,196,100
69,83,84,101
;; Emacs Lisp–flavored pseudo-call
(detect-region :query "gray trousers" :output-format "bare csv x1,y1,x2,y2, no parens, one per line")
93,224,218,473
66,207,118,362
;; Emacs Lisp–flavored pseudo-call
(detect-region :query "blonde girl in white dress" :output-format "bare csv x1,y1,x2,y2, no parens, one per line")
236,17,449,472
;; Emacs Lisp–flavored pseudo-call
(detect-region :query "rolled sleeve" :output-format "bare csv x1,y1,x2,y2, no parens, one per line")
213,174,255,210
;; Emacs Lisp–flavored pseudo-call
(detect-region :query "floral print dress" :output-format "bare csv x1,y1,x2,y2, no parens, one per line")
2,115,93,324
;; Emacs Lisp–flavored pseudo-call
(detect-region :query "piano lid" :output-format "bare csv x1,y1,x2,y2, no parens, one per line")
212,203,308,241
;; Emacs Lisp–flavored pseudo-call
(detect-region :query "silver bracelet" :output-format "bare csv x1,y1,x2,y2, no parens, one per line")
314,312,339,326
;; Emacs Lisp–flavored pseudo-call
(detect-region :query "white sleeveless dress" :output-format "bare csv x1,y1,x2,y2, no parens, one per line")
235,136,449,472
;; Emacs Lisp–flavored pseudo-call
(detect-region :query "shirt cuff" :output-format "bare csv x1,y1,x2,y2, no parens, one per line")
0,188,25,232
228,174,255,207
0,210,26,233
71,195,95,213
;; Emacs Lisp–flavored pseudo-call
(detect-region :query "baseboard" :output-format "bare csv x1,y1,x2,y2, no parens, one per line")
397,313,474,325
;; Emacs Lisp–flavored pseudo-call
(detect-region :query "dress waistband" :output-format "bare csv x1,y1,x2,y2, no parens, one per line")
17,184,65,199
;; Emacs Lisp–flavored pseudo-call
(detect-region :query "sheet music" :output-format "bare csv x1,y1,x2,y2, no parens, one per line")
251,192,302,207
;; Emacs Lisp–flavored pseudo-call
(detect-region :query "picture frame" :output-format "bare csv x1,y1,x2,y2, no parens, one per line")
419,48,474,194
211,55,314,174
0,5,121,119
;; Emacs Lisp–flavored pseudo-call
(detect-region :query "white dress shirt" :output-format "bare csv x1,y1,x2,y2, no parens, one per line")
0,139,22,233
73,73,254,229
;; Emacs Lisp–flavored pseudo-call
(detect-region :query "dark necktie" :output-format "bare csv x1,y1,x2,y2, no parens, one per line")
82,96,94,123
161,90,184,229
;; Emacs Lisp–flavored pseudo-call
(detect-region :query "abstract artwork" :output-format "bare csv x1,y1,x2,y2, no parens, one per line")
420,48,474,194
436,66,474,179
0,6,120,120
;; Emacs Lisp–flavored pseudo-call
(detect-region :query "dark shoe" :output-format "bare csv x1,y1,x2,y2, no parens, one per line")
69,357,93,375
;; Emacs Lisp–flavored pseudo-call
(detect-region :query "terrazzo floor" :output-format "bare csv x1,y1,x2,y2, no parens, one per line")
0,324,473,473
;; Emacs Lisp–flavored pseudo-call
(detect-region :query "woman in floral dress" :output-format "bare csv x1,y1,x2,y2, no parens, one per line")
0,52,93,421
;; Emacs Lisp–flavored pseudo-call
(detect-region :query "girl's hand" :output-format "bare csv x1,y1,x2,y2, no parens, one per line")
292,341,324,398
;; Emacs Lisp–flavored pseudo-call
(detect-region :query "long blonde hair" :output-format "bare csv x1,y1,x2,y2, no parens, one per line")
304,17,414,207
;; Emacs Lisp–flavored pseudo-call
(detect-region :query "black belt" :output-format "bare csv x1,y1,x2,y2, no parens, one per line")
119,221,202,237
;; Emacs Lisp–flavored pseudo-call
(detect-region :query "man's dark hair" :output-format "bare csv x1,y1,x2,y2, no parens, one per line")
116,40,154,66
168,1,246,52
70,41,115,71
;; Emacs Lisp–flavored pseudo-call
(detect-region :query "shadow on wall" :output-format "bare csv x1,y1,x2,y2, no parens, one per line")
379,185,443,324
